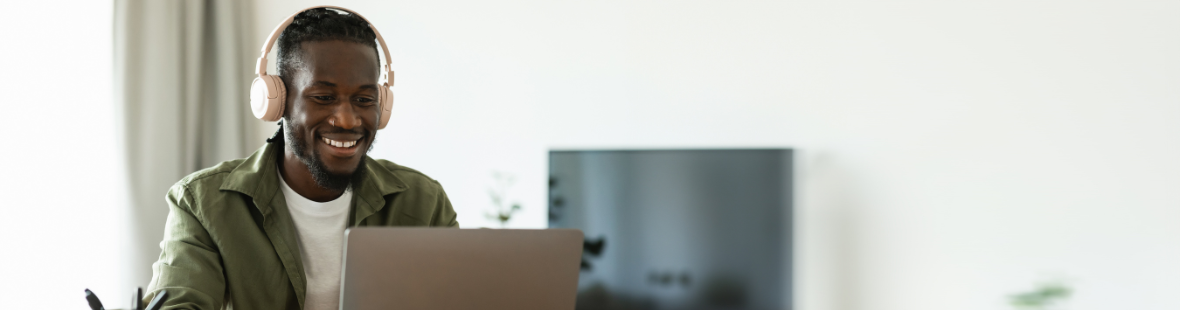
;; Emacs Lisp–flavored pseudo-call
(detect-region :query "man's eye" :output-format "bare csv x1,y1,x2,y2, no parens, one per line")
313,96,335,102
356,97,376,106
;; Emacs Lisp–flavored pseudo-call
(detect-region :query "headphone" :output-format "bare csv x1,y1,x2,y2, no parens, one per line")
250,5,395,130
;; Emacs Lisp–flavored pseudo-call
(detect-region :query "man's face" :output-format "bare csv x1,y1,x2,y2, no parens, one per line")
283,40,381,190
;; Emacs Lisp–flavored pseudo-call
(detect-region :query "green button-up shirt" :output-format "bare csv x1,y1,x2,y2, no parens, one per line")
144,141,458,310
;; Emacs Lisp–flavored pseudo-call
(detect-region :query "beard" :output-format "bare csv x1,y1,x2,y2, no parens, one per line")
284,122,370,191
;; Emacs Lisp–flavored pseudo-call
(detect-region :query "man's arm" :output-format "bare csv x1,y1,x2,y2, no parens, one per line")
431,184,460,228
143,183,226,309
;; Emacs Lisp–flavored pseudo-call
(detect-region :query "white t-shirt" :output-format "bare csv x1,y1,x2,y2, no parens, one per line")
277,172,352,310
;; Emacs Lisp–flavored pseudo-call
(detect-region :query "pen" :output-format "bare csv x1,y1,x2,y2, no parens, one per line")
132,287,143,310
84,288,105,310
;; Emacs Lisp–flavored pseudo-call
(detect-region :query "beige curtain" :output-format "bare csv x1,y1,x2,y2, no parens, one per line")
114,0,258,287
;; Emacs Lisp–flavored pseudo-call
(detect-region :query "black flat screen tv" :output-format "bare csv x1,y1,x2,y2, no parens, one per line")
549,149,793,310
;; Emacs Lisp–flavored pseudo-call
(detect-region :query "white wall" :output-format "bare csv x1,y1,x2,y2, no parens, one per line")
0,1,130,309
253,1,1180,309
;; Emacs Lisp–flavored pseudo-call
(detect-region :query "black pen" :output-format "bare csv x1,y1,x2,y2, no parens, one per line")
132,287,143,310
84,288,105,310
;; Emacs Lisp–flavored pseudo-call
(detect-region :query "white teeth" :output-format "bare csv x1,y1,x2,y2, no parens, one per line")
322,137,357,148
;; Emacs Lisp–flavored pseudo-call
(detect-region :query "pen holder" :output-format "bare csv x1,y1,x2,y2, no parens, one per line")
85,287,167,310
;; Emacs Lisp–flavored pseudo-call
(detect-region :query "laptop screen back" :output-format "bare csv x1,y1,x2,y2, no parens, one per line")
340,228,583,310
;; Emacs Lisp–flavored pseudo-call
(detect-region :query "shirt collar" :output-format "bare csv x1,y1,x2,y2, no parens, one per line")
219,141,408,217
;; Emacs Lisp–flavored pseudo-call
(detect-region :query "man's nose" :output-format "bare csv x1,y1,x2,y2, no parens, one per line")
328,100,362,129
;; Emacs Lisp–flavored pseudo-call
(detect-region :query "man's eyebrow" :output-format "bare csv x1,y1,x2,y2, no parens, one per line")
309,81,377,90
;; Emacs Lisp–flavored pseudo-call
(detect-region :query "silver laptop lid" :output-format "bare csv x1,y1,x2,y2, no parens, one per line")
340,228,583,310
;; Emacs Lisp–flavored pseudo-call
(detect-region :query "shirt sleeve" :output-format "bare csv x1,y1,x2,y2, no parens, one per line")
432,184,460,228
144,183,226,309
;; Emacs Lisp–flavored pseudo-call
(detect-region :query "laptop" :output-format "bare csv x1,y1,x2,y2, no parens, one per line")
339,228,584,310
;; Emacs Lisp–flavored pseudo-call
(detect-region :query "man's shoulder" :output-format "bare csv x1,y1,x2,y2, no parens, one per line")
174,158,248,190
364,158,457,227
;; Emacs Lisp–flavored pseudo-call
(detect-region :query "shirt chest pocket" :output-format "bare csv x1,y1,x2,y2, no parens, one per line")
393,211,430,226
357,206,431,226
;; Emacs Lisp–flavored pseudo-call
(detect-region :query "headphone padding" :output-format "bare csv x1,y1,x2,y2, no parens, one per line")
377,84,393,129
250,75,286,121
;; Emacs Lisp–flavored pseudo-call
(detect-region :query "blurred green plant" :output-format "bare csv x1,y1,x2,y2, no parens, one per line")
1009,282,1072,310
486,171,522,228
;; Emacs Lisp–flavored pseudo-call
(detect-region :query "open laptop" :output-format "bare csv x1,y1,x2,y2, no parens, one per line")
339,228,584,310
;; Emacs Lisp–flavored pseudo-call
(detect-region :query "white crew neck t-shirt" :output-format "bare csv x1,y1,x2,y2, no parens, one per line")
277,171,352,310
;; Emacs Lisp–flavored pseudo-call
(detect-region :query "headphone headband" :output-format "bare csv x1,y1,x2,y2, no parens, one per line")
248,5,396,129
254,5,393,78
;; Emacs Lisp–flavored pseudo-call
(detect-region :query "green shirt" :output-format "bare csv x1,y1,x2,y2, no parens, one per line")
144,141,458,310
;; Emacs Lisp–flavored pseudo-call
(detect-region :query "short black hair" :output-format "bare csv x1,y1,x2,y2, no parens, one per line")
276,8,379,82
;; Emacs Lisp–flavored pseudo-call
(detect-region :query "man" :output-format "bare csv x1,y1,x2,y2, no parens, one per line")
143,8,458,310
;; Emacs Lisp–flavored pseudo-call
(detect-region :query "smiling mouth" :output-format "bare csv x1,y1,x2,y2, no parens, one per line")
322,137,359,148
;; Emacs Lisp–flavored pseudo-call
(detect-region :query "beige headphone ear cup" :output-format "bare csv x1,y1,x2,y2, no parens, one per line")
250,75,287,121
377,84,393,129
273,77,287,119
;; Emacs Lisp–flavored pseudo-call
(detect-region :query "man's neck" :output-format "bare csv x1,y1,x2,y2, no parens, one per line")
279,148,346,202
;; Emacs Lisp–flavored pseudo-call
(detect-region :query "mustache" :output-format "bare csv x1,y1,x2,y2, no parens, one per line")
317,127,368,137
